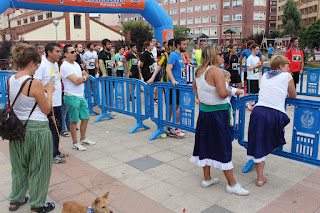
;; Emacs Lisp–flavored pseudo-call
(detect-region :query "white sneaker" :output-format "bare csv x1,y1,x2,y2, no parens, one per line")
226,183,249,196
72,143,86,151
202,176,219,188
107,111,116,116
80,138,96,145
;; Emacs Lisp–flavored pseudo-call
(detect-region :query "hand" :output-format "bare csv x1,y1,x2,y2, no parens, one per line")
146,77,154,85
102,74,107,79
75,78,83,85
257,62,262,67
46,81,55,93
241,67,246,72
129,72,132,77
300,69,303,75
172,80,179,87
236,89,244,96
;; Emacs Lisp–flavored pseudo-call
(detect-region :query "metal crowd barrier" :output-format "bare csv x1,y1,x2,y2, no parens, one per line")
238,95,320,173
148,82,196,140
0,71,15,109
84,75,99,115
94,76,150,134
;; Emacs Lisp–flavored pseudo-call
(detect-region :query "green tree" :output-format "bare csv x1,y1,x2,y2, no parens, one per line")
122,21,153,52
300,19,320,50
282,0,302,37
270,30,280,39
173,25,191,38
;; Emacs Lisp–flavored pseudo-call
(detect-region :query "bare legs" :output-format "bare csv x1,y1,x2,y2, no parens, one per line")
255,161,267,184
70,119,89,144
203,166,211,181
202,167,236,186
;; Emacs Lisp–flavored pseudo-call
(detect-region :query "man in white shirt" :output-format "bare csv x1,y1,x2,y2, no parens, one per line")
151,37,160,102
246,44,262,110
34,43,65,164
83,43,98,77
60,44,96,151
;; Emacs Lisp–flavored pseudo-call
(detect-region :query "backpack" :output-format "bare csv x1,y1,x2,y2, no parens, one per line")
0,77,37,141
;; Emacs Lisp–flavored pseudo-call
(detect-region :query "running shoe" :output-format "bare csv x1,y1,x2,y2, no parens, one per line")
80,138,96,145
72,143,86,151
226,183,249,196
202,177,219,188
169,127,185,138
246,102,253,111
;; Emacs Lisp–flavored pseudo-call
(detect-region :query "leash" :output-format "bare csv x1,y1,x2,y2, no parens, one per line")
51,107,91,206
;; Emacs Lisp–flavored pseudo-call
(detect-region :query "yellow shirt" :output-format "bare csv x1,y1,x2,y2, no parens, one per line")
195,49,202,65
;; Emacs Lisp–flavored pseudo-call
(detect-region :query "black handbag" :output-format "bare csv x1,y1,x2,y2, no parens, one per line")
0,78,37,141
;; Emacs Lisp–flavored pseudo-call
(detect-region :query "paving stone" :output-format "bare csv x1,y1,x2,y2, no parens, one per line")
126,156,164,171
202,204,235,213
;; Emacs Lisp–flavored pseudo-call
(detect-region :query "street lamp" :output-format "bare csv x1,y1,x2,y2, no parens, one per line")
53,19,59,43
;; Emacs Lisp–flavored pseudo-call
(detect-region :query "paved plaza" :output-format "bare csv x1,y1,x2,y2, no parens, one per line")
1,97,320,213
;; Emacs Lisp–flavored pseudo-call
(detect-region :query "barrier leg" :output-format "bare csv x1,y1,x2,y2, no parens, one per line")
88,105,99,115
242,160,255,173
129,120,150,134
149,127,167,140
95,111,114,122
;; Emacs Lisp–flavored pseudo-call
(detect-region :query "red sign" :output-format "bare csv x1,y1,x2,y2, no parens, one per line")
162,30,174,43
17,0,145,10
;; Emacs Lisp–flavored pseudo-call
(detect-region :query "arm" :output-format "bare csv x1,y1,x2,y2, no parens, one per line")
213,68,232,98
259,56,264,70
192,81,198,99
239,56,245,71
146,65,161,84
288,78,297,99
166,64,178,86
99,59,107,78
140,61,144,69
82,70,89,82
95,58,99,70
66,73,85,85
300,52,304,74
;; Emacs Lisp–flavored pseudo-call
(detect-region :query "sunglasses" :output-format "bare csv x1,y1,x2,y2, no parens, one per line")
69,51,76,54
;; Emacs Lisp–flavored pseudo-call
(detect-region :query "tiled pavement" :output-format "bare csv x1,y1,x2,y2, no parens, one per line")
1,106,320,213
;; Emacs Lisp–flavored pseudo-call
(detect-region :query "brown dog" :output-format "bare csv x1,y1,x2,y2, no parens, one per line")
62,191,113,213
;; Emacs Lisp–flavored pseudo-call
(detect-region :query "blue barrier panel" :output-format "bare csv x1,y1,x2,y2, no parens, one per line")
148,82,196,140
95,76,150,134
237,95,320,173
0,71,15,109
84,75,99,115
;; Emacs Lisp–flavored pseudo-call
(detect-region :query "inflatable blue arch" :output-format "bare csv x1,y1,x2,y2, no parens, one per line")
0,0,173,44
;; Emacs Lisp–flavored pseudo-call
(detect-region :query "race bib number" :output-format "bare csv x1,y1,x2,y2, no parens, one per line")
181,68,186,78
105,60,115,68
149,65,155,73
292,55,302,62
253,68,259,73
118,61,123,67
89,62,95,66
232,63,238,70
132,58,138,66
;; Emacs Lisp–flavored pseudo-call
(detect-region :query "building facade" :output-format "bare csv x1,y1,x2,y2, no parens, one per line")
269,0,277,33
277,0,319,30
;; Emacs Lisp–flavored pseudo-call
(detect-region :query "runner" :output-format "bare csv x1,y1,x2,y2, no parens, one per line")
140,41,155,82
195,41,207,65
166,37,188,138
224,44,242,89
83,43,98,77
114,46,125,77
285,37,304,87
126,43,141,101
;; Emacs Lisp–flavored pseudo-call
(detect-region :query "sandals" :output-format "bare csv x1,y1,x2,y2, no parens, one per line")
61,132,70,137
9,196,29,211
31,202,55,213
256,177,267,187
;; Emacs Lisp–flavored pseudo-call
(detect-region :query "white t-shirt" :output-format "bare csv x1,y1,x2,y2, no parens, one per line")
83,50,98,69
152,46,158,70
255,72,293,114
60,61,85,98
246,55,260,80
34,57,62,107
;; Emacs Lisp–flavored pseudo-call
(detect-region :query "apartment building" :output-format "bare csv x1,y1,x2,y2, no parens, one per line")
269,0,278,32
277,0,319,30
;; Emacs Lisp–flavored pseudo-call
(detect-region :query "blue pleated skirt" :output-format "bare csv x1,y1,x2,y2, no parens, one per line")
247,106,290,162
190,110,233,171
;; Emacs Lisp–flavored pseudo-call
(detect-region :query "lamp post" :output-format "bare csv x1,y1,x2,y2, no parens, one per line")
53,19,59,43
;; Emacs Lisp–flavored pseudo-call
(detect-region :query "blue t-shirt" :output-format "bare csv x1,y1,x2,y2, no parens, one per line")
268,47,274,54
115,53,125,71
167,51,186,85
241,49,262,59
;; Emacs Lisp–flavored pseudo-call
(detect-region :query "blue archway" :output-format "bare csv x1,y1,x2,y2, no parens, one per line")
0,0,173,44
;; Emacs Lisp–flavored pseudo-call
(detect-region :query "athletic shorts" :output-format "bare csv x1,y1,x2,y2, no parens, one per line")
244,71,247,81
247,79,259,94
116,70,124,77
229,70,241,84
292,72,300,84
169,89,180,105
88,69,96,77
64,96,89,122
129,69,140,79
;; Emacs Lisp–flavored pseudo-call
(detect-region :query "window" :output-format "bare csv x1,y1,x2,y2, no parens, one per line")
187,17,193,24
195,5,201,12
194,28,201,34
74,15,81,29
233,0,242,7
254,12,266,20
210,15,217,22
38,14,43,21
138,17,142,20
172,19,178,25
124,18,128,21
46,12,52,19
223,1,230,8
202,16,209,23
254,0,266,6
203,4,209,11
170,0,177,4
180,7,186,14
164,0,168,5
170,8,178,15
23,18,28,24
210,3,217,10
253,26,265,34
223,15,230,21
180,18,186,25
210,28,218,36
17,20,21,26
30,16,35,23
187,6,193,13
195,17,201,24
233,13,242,21
130,16,133,20
202,28,209,36
180,0,186,2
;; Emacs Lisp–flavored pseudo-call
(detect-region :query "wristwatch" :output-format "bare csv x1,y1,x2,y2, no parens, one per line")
83,76,87,82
